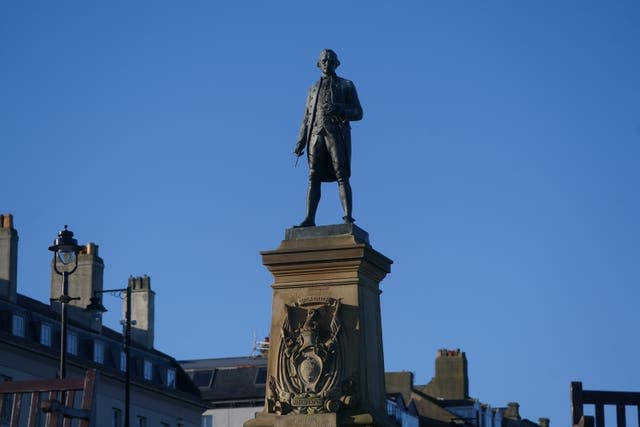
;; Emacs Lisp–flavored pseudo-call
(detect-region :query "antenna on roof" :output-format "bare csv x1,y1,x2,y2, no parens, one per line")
251,331,270,357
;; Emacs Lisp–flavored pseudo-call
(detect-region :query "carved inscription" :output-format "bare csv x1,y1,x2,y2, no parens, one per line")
291,396,323,407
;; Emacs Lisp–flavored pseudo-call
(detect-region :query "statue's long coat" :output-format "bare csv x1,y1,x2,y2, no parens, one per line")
297,75,363,182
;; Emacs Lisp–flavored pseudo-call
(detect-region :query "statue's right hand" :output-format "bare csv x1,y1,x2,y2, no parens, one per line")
294,142,305,156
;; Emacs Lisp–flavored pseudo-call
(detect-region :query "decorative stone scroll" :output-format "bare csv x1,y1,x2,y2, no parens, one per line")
268,297,356,415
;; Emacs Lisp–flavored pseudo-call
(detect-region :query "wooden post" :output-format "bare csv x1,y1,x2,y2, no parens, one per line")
571,382,584,426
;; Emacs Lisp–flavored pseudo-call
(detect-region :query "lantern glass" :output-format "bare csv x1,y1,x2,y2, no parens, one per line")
57,248,76,265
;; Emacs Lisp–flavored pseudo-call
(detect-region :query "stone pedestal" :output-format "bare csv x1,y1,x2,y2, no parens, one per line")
246,224,394,427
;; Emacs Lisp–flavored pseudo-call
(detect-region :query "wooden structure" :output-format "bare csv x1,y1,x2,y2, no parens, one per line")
571,381,640,427
0,369,96,427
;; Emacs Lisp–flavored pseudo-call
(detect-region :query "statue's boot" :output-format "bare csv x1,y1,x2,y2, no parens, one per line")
297,218,316,227
339,180,354,223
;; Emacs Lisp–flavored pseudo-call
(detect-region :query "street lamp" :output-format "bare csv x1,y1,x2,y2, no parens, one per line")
86,286,133,427
49,225,83,379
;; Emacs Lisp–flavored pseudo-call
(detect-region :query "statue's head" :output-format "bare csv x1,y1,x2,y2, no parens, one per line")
317,49,340,75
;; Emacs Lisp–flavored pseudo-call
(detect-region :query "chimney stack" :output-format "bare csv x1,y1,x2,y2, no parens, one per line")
422,348,469,400
0,214,18,303
539,418,550,427
504,402,521,420
50,242,104,331
127,275,155,349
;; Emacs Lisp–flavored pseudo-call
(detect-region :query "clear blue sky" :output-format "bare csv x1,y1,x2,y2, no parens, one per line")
2,1,639,425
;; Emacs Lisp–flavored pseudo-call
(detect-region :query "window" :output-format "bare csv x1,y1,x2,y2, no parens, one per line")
255,367,267,384
112,408,122,427
143,360,152,380
120,351,127,372
137,416,147,427
93,341,104,364
1,394,12,424
192,370,213,387
67,332,78,355
40,323,52,346
11,314,24,337
202,415,213,427
0,375,12,424
167,368,176,388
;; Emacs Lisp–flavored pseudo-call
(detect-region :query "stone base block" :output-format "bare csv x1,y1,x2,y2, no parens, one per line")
245,411,396,427
275,413,337,427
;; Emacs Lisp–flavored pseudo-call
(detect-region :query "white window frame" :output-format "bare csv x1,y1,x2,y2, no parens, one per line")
11,314,24,337
66,332,79,355
143,360,153,380
167,368,176,388
93,340,104,364
120,351,127,372
40,323,52,346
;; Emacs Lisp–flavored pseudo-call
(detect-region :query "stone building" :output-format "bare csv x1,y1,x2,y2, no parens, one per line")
0,214,205,427
385,349,550,427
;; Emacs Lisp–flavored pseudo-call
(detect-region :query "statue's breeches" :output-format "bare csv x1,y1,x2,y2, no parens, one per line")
308,133,349,183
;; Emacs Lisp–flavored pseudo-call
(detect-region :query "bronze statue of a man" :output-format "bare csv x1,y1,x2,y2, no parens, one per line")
294,49,363,227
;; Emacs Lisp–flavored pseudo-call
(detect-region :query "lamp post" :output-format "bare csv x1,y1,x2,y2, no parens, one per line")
86,286,133,427
49,225,83,379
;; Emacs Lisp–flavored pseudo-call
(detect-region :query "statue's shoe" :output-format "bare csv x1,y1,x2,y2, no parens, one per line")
342,216,355,224
294,218,316,228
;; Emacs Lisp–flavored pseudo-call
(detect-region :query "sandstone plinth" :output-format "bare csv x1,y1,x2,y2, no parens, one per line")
245,224,394,427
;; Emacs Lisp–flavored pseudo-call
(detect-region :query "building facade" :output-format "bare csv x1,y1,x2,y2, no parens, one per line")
385,349,550,427
0,214,204,427
180,356,266,427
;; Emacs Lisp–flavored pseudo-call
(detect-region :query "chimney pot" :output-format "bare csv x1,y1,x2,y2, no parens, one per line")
83,243,99,256
1,214,14,229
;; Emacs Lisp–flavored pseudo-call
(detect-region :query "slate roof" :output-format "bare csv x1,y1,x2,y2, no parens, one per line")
180,356,267,407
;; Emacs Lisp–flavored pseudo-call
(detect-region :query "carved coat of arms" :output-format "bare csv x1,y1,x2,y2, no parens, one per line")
268,297,355,414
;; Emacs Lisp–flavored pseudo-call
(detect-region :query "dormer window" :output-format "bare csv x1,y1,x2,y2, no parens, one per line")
143,360,153,380
11,314,24,337
120,351,127,372
192,370,214,387
255,367,267,385
167,368,176,389
40,323,52,346
67,332,78,355
93,341,104,364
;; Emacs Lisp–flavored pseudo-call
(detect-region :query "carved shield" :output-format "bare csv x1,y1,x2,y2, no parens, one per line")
268,297,351,414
